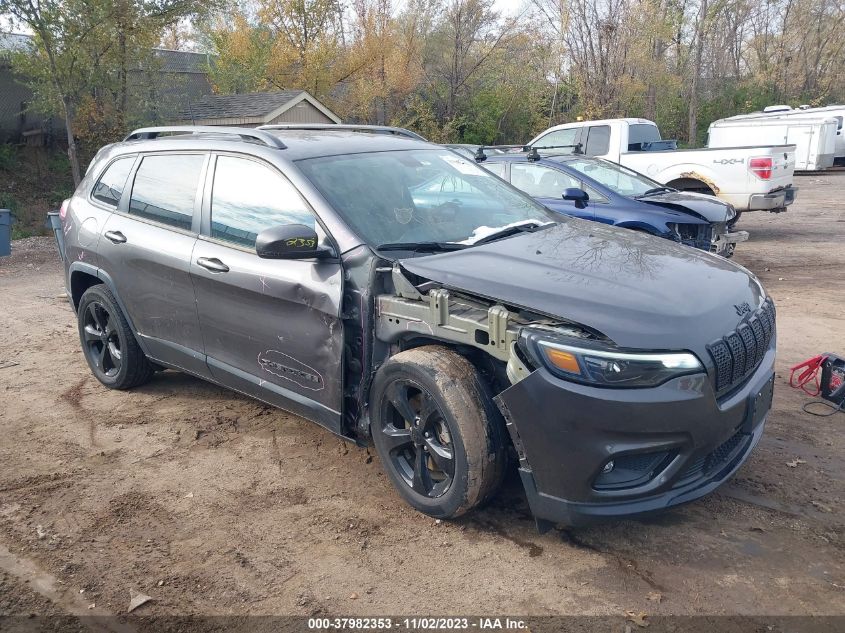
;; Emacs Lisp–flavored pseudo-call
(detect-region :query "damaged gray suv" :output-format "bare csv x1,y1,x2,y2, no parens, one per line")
56,125,776,528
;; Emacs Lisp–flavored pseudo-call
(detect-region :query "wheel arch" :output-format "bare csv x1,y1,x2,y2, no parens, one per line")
615,221,665,236
665,176,717,196
67,262,150,357
392,335,508,388
69,269,102,310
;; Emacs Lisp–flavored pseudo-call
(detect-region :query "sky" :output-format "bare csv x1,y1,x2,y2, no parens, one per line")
493,0,528,15
1,1,530,38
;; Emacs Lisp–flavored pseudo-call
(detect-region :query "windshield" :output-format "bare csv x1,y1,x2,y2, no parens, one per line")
563,158,664,197
297,149,553,247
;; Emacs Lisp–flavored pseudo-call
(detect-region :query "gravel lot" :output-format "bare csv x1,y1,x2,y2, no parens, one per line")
0,173,843,621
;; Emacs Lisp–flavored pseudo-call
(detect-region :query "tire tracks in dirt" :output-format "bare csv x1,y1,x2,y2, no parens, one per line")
0,542,137,633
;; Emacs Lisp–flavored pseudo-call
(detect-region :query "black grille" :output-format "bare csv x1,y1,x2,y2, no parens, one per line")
707,298,776,394
674,430,749,488
707,431,745,468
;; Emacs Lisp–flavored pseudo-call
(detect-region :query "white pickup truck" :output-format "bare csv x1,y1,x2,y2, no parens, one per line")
528,118,798,213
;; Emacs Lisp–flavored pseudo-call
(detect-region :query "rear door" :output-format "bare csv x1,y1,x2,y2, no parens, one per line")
583,125,612,158
97,152,210,377
191,153,344,434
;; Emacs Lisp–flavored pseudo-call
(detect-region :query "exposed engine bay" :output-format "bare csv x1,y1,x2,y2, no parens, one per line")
374,263,593,386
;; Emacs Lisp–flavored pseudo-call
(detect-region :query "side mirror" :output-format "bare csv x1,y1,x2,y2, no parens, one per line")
255,224,333,260
563,187,589,209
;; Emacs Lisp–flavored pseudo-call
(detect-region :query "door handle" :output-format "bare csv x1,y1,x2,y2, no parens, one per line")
196,257,229,273
104,230,126,244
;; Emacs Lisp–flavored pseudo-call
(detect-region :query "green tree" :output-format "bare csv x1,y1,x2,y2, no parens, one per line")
2,0,219,184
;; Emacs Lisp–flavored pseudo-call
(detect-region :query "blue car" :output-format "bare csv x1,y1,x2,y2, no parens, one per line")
479,152,746,256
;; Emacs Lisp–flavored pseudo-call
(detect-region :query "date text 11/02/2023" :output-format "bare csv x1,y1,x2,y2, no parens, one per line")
307,617,529,630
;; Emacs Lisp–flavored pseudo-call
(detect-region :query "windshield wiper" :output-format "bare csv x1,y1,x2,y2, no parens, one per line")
376,241,468,252
471,222,552,246
636,186,676,198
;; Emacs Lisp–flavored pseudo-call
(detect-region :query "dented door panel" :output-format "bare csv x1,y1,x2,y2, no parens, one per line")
191,239,344,433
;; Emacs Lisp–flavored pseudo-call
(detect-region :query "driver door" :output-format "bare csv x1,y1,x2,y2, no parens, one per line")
191,153,344,434
509,163,593,220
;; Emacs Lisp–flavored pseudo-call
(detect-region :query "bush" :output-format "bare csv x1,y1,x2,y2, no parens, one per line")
0,191,18,212
47,188,74,207
0,144,18,171
47,151,71,175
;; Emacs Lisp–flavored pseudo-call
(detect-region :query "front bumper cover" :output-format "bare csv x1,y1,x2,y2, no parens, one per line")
495,346,775,526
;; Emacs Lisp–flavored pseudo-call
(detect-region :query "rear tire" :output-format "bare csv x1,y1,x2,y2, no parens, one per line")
370,346,507,519
77,285,154,390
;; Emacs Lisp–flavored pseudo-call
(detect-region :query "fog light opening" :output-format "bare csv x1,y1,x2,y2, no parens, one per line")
602,460,615,474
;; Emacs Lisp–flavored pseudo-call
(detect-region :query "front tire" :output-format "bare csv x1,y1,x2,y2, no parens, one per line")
77,285,154,390
370,346,507,518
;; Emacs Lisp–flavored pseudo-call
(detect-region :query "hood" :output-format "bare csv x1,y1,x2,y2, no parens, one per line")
399,220,765,351
638,191,732,223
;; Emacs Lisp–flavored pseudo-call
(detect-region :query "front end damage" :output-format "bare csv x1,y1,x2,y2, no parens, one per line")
373,263,774,529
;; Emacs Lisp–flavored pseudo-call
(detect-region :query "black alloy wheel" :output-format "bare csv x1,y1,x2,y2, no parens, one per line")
370,346,507,519
82,300,122,378
380,380,455,498
77,284,154,390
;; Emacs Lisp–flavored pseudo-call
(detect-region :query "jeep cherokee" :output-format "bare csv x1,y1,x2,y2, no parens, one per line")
55,125,776,527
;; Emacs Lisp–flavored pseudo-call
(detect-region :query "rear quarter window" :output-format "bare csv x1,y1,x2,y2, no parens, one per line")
91,157,135,207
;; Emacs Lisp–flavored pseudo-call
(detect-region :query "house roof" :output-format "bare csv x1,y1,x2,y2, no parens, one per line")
0,32,33,62
150,48,211,74
1,32,210,72
177,90,341,125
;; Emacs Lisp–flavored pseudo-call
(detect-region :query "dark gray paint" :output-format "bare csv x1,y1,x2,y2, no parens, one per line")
496,347,774,525
400,219,765,352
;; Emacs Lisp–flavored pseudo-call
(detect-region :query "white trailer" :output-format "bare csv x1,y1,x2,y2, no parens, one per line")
708,116,837,171
723,105,845,165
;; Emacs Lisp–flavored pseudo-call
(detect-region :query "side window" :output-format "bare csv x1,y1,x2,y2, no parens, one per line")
92,157,134,207
483,162,507,179
511,164,580,198
582,183,609,203
536,128,579,148
210,156,315,248
129,154,204,230
627,124,661,150
584,126,611,156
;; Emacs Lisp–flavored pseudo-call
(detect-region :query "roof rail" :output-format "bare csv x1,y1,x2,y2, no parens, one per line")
471,143,582,162
469,144,530,162
257,123,426,141
123,126,287,149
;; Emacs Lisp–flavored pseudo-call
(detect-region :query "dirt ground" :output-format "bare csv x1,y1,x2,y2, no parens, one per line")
0,173,843,622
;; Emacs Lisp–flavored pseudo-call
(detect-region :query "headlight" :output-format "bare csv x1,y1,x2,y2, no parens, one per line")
519,329,703,388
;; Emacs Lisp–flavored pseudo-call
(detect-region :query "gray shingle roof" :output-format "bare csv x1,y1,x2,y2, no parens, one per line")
178,90,306,121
